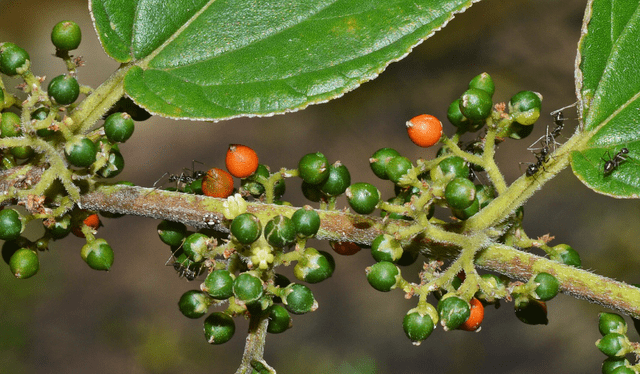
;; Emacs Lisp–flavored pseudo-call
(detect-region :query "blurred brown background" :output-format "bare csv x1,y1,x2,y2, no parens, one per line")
2,0,640,373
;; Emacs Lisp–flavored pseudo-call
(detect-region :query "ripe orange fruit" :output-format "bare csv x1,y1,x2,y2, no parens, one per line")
330,241,361,256
72,212,101,238
406,114,443,148
226,144,259,178
202,168,234,198
459,297,484,331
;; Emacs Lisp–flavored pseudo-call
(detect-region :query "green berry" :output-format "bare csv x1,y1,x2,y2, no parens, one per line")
157,220,187,247
508,121,535,139
230,213,261,245
0,208,24,241
445,177,476,210
468,72,495,97
80,238,114,271
433,156,469,180
509,91,542,126
396,248,419,266
203,270,235,300
0,42,30,76
182,233,209,262
264,215,296,248
447,99,470,130
599,313,628,336
370,234,403,263
452,196,480,220
514,297,548,325
178,290,211,319
475,184,495,208
11,145,34,159
233,272,264,304
203,312,235,344
48,75,80,105
602,358,631,374
301,181,323,202
2,237,30,265
241,164,269,196
346,183,380,214
319,161,351,196
298,152,330,185
550,244,581,268
437,295,470,331
97,150,125,178
366,261,399,292
9,248,39,279
51,20,82,51
284,283,316,314
459,88,492,122
294,248,335,283
104,112,135,143
403,312,434,344
267,304,292,334
370,148,401,180
533,272,560,301
46,215,72,239
610,366,635,374
0,111,21,137
64,137,97,167
596,333,631,358
291,206,320,238
385,156,413,185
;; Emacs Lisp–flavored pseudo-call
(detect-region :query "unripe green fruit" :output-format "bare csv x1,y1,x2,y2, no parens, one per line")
371,234,403,263
459,88,492,122
291,206,320,238
468,72,495,97
178,290,211,319
550,244,581,268
508,121,535,139
396,248,419,266
319,161,350,196
80,238,114,271
403,312,434,344
0,111,21,137
433,156,469,180
51,20,82,51
294,248,335,283
104,112,135,143
437,295,470,331
2,237,30,265
370,148,401,180
599,313,628,336
97,150,125,178
284,283,316,314
346,183,380,214
182,233,209,262
267,304,292,334
65,137,97,167
509,90,542,126
9,248,39,279
0,208,24,241
230,213,261,245
452,196,480,220
447,98,470,130
301,181,323,202
11,146,34,159
385,156,413,185
444,177,476,210
298,152,330,185
0,42,30,76
602,358,631,374
203,270,235,300
533,272,560,301
241,164,269,196
233,272,264,304
264,215,296,248
48,75,80,105
596,333,631,358
609,366,635,374
203,312,235,344
157,220,187,247
366,261,399,292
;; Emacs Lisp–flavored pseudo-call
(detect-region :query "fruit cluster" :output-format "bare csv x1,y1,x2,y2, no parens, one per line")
596,311,640,374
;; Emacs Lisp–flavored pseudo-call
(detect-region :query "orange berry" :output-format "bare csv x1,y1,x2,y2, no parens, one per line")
459,297,484,331
202,168,234,198
226,144,259,178
72,212,101,238
406,114,443,147
330,241,361,256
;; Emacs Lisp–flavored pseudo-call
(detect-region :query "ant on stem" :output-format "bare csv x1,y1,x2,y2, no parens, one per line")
153,160,205,190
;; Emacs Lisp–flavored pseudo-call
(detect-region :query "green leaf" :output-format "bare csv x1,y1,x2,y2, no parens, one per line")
571,0,640,198
90,0,480,121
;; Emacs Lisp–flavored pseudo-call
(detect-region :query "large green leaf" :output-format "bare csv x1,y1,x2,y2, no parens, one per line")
90,0,479,121
571,0,640,198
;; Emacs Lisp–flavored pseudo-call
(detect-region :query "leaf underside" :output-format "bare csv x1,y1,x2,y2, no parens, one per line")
90,0,480,121
572,0,640,198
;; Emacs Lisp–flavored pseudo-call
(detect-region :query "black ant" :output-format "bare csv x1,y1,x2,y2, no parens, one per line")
602,148,629,175
153,160,205,190
165,253,201,281
523,143,551,177
528,111,567,154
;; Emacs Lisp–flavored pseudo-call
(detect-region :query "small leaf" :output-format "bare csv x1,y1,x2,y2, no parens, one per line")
572,1,640,198
91,0,480,121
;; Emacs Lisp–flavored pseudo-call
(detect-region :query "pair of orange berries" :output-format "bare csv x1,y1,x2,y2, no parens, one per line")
201,144,259,198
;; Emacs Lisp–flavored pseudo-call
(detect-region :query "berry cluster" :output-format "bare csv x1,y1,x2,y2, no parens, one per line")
596,311,640,373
